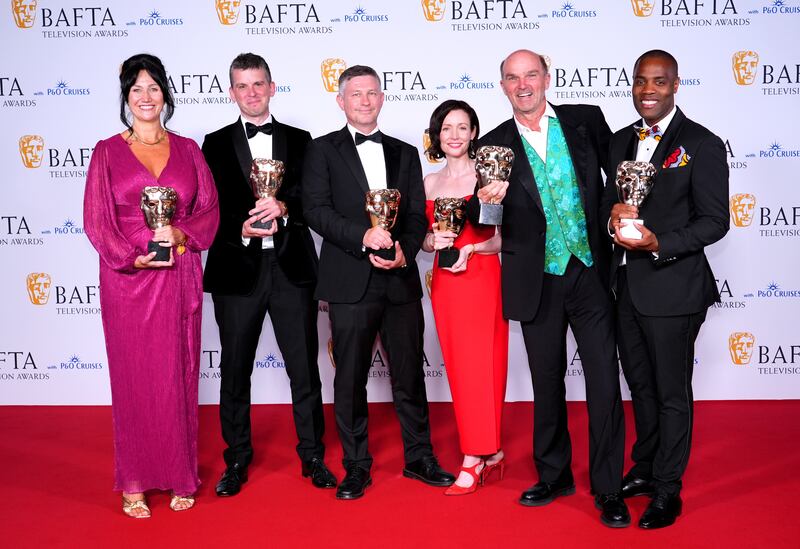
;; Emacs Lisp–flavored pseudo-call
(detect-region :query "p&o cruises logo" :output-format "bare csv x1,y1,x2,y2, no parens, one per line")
332,6,390,23
12,1,127,38
128,9,184,27
758,0,800,15
41,218,85,238
422,0,540,32
744,281,800,300
214,1,332,36
49,354,103,371
37,80,91,97
631,0,749,28
733,50,800,96
756,142,800,159
540,2,598,20
255,353,286,369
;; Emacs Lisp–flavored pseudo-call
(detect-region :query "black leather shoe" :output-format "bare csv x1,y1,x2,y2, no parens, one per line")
336,465,372,500
402,456,456,487
594,493,631,528
215,463,248,497
519,480,576,507
621,472,655,498
301,457,337,489
639,492,682,529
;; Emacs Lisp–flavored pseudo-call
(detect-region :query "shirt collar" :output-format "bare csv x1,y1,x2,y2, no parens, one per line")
514,103,557,134
240,113,273,134
347,124,380,142
640,105,677,133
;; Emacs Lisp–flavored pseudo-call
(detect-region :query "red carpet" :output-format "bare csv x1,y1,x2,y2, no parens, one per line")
1,401,798,548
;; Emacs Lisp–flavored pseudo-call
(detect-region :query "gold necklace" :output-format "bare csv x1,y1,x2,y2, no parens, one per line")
128,128,166,146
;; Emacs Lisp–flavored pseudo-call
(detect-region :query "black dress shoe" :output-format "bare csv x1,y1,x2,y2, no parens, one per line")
594,493,631,528
215,463,248,497
639,492,682,529
336,465,372,500
519,480,576,507
301,457,337,489
621,472,655,498
402,456,456,487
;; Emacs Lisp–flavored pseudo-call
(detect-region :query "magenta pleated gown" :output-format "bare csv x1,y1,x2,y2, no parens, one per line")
83,133,219,496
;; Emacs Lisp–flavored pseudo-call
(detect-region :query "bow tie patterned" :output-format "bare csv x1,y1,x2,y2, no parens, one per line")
636,124,662,141
245,121,273,139
355,131,382,145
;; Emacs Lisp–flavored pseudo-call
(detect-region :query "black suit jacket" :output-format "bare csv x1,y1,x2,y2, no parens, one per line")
302,127,427,304
202,117,318,295
600,107,729,316
468,104,613,322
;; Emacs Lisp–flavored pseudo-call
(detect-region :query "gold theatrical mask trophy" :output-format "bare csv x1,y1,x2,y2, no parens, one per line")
141,186,177,261
615,160,656,240
365,189,401,261
475,146,514,225
433,197,467,268
249,158,285,230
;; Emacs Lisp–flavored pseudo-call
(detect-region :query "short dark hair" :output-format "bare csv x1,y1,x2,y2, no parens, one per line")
426,100,480,160
119,53,175,130
634,49,679,77
229,52,272,87
338,65,380,94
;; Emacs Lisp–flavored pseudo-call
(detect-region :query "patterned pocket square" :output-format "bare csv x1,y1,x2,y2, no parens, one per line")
663,146,691,169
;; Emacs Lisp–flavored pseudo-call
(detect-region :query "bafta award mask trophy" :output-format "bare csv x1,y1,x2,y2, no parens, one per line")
365,189,401,261
140,186,177,261
615,160,656,239
433,197,467,268
475,146,514,225
249,158,285,230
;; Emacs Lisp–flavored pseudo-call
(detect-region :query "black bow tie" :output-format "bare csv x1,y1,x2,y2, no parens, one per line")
355,131,382,145
245,121,273,139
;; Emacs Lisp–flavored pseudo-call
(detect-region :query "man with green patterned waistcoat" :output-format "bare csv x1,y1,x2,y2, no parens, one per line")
466,49,628,528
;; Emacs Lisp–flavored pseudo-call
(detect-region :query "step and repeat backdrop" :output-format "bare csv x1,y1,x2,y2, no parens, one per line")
2,1,799,405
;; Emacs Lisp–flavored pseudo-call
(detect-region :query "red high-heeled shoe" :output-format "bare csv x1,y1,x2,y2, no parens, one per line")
482,456,506,484
444,460,485,496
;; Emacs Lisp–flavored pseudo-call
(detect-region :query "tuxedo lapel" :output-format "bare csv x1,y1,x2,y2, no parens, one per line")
271,116,288,163
334,127,370,194
504,121,544,215
231,117,253,183
648,107,686,175
383,137,400,190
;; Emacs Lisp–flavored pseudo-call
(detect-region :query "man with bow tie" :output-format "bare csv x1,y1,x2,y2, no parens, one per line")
601,50,729,528
202,53,336,497
303,65,455,499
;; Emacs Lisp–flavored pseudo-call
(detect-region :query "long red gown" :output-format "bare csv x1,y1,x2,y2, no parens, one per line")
426,198,508,455
84,133,218,495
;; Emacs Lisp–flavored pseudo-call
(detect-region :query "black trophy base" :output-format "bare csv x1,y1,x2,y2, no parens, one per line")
438,247,459,268
252,217,274,230
148,240,171,262
371,247,396,261
478,203,503,225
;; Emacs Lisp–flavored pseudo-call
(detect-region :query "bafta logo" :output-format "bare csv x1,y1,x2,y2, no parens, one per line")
26,272,52,305
423,129,442,164
321,58,347,93
630,0,655,17
215,0,241,25
730,193,756,227
729,332,755,366
421,0,446,21
19,135,44,168
732,51,759,86
12,0,37,28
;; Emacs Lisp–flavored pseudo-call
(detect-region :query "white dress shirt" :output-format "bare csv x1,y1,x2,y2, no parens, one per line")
348,124,387,189
241,115,276,249
516,103,557,163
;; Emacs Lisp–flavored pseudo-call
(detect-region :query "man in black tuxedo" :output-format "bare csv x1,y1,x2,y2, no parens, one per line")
468,49,628,527
601,50,729,529
202,53,335,496
302,65,454,499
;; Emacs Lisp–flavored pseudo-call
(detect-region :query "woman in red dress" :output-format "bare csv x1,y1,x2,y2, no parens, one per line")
422,100,509,495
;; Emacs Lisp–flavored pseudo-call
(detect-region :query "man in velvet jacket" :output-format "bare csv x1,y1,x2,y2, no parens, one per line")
302,65,454,500
202,53,335,497
468,49,628,527
601,50,729,529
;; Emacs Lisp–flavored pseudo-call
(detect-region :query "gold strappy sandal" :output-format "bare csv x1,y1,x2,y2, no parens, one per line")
169,494,196,512
122,495,151,519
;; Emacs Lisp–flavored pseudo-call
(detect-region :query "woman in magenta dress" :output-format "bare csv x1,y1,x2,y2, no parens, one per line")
422,100,509,495
83,54,218,517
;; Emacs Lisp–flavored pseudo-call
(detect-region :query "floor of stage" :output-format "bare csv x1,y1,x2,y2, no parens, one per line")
1,401,798,548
